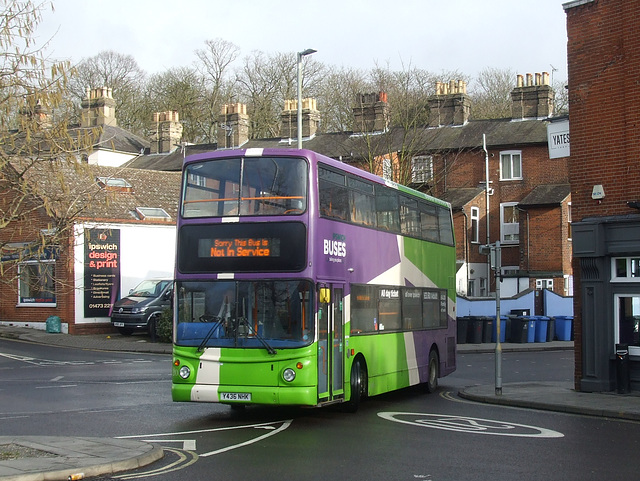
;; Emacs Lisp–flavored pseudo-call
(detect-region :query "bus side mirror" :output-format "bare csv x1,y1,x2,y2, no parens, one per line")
319,287,331,304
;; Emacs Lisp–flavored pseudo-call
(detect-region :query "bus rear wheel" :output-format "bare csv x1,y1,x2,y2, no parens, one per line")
426,349,439,393
345,359,367,412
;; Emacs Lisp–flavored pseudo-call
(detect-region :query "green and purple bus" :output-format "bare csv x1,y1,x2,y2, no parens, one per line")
171,148,456,411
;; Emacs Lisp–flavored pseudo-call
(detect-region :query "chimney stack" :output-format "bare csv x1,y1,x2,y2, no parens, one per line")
150,111,183,154
280,98,320,140
218,103,250,149
427,80,470,127
511,72,554,119
19,97,51,131
81,87,117,127
352,92,389,133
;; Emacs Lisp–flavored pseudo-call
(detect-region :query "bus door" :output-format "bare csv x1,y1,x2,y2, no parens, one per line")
317,284,344,402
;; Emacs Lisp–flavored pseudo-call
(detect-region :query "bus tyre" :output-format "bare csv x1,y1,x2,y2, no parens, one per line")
345,360,367,413
426,350,439,393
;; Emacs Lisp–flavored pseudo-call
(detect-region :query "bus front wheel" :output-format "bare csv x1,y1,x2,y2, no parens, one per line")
345,359,367,412
426,349,439,393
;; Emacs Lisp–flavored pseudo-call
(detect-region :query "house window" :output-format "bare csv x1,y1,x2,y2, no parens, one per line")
411,155,433,183
135,207,171,221
18,260,56,306
567,202,572,241
470,206,480,243
536,279,554,290
96,176,133,193
382,157,392,181
500,202,519,244
500,151,522,180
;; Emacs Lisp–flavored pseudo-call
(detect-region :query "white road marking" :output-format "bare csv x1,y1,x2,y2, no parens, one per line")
379,412,564,438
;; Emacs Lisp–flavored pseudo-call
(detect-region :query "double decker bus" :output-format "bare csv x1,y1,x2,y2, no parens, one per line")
171,148,456,411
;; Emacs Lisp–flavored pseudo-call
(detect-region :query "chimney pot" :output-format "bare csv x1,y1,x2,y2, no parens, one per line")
526,73,533,86
542,72,550,85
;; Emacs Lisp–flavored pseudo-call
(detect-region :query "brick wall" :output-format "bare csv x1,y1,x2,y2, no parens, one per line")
566,1,640,222
434,145,570,272
0,207,76,331
523,205,564,272
566,0,640,390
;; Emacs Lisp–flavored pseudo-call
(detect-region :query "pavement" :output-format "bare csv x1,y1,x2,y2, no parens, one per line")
0,324,639,480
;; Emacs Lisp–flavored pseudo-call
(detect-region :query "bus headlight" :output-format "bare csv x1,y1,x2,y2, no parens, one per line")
283,368,296,382
179,365,191,379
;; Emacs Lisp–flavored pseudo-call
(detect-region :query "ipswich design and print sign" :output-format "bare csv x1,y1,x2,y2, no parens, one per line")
84,228,120,318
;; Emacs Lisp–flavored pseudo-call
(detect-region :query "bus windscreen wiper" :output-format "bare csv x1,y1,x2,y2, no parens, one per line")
239,317,277,355
196,316,223,352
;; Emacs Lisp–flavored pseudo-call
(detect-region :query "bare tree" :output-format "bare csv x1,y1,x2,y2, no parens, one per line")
234,50,325,139
316,65,371,133
468,67,515,119
194,38,240,142
552,77,569,115
145,66,206,143
236,51,287,139
0,0,97,291
69,50,147,133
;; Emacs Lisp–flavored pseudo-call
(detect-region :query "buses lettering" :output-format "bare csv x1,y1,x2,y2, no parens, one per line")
323,239,346,257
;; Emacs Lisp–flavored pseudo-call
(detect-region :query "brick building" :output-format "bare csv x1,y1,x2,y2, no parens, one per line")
565,0,640,392
0,159,180,334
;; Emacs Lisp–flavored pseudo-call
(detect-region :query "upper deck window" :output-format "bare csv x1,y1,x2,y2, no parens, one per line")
182,156,308,218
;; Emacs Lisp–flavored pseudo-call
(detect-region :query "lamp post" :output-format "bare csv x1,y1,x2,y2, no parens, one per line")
297,48,316,149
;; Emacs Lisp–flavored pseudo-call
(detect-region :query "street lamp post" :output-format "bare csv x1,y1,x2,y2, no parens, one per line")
297,48,316,149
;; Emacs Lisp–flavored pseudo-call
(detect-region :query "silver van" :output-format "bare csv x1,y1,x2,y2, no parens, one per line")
111,279,172,335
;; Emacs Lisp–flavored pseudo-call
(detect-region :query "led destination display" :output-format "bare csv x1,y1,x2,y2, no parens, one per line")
199,237,281,258
178,222,306,273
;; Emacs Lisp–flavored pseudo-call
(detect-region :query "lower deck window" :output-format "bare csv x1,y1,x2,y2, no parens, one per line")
350,284,448,334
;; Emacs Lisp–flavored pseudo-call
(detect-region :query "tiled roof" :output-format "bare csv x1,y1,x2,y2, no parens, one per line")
18,159,181,223
439,187,486,210
123,143,218,171
127,117,551,172
76,124,150,155
519,184,571,207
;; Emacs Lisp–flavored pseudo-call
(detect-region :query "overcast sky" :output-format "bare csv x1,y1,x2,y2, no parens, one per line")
36,0,569,84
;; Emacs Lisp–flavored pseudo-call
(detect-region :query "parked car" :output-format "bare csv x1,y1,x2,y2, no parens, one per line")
111,279,173,336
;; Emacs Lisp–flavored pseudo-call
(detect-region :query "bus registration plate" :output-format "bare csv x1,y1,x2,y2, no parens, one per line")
221,392,251,401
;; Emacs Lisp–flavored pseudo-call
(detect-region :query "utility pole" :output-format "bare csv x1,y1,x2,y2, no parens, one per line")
480,241,502,396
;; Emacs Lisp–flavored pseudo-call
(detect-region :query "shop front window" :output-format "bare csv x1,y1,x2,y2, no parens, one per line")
615,294,640,355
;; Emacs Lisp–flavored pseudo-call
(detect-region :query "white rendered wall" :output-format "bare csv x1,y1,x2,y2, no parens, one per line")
74,222,176,324
88,149,138,167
